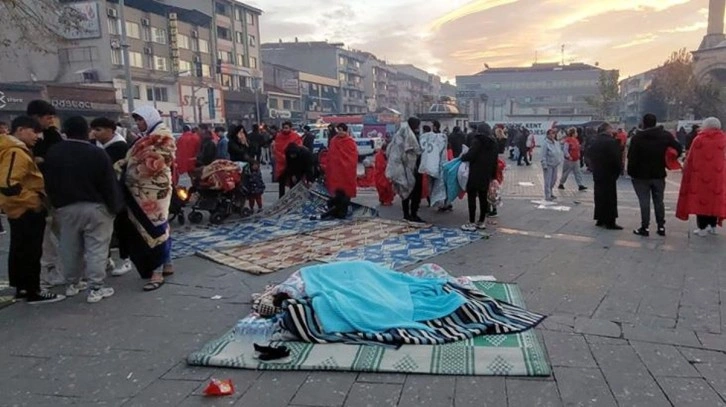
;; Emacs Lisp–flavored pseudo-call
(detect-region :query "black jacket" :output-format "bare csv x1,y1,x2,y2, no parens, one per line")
283,144,315,183
248,130,264,151
461,133,498,191
448,130,466,157
587,133,622,182
627,126,683,180
196,135,217,167
104,140,129,165
34,127,64,171
228,137,251,162
302,131,315,152
44,140,123,214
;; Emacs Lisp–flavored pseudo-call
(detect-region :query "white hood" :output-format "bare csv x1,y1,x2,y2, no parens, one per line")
98,132,127,149
132,105,162,134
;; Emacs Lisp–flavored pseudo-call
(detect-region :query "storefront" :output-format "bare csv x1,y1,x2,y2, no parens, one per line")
46,84,123,122
224,89,266,129
0,84,46,122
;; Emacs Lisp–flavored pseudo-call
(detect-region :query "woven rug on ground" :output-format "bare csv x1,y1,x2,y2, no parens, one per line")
317,226,485,270
196,219,422,274
171,183,378,259
187,279,551,376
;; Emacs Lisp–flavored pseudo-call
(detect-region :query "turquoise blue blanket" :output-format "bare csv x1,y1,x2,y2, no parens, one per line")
300,261,466,334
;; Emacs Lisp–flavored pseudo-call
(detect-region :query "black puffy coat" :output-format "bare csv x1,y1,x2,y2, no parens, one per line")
461,125,499,191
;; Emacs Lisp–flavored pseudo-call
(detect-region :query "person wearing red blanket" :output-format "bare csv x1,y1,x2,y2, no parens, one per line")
175,125,200,176
375,145,394,206
676,117,726,237
326,123,358,198
273,121,303,198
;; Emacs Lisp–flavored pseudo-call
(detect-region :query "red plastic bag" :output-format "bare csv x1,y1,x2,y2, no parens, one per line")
203,378,235,396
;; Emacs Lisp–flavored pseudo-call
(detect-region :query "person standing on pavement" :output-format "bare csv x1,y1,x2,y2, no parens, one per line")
174,125,201,178
273,121,303,198
685,124,700,152
676,117,726,237
302,125,315,152
628,113,683,237
460,123,498,231
0,116,64,304
448,126,466,158
215,126,230,160
559,128,588,192
326,123,359,199
540,129,564,202
90,117,133,277
386,117,425,223
516,127,531,166
588,122,623,230
227,125,252,163
45,117,123,303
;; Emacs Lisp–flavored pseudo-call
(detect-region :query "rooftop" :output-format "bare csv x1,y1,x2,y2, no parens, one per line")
106,0,212,26
473,62,603,75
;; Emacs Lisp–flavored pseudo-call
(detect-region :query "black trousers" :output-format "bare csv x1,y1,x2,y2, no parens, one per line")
517,146,530,165
402,173,423,219
594,179,618,225
467,187,489,223
8,210,46,293
697,215,718,230
632,178,666,229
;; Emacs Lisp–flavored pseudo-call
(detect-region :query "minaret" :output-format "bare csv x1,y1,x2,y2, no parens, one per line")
700,0,726,50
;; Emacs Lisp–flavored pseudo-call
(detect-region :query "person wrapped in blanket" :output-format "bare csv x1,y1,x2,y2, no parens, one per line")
198,160,242,192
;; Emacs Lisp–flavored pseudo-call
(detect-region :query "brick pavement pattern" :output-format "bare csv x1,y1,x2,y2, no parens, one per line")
1,161,725,406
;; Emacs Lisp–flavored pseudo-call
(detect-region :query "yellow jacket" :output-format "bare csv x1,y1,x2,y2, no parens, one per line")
0,135,45,219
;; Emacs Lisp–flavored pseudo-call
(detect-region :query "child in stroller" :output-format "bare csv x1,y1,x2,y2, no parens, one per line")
186,159,253,224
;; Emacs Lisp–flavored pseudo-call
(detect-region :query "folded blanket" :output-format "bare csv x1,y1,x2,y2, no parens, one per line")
300,261,466,334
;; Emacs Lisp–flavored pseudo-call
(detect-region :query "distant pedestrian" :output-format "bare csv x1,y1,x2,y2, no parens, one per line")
302,125,315,151
326,123,358,199
175,125,201,177
448,126,466,158
558,128,587,191
244,160,266,212
386,117,424,223
676,117,726,237
248,124,264,163
628,113,683,237
228,125,251,163
460,123,498,231
273,121,303,198
540,129,564,202
374,143,395,206
516,127,531,166
215,126,230,160
588,122,623,230
685,125,700,152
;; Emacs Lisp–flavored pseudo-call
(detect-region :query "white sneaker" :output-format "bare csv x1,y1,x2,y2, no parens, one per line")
65,281,89,297
708,226,718,235
106,258,116,273
87,287,115,303
693,228,708,237
111,259,133,277
461,223,477,232
476,222,487,230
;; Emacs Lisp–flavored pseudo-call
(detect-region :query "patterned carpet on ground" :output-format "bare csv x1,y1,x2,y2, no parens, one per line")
187,280,550,376
171,183,378,259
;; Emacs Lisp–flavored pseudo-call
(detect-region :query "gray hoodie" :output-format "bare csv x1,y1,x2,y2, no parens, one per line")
540,138,564,169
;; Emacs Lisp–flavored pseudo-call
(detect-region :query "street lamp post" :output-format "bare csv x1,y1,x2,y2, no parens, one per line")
254,78,262,126
119,0,135,114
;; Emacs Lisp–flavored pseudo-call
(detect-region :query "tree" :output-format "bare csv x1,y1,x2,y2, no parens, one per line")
648,48,696,120
586,70,620,119
0,0,88,54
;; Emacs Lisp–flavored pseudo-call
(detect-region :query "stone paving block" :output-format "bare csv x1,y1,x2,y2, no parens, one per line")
695,363,726,400
542,314,576,333
343,383,402,407
574,317,621,338
697,333,726,352
630,341,700,377
554,366,617,407
0,354,48,381
0,393,77,406
590,343,670,406
584,335,629,346
178,395,238,407
397,376,455,407
542,330,597,368
290,372,357,407
632,314,677,330
505,379,561,407
678,347,726,364
657,377,726,407
637,288,680,319
622,324,701,347
677,305,722,334
233,371,308,407
355,373,406,384
125,379,200,407
453,377,506,407
161,362,215,382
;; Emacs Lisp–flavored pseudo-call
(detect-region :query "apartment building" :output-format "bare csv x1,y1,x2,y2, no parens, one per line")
357,52,397,112
261,41,367,114
263,63,341,121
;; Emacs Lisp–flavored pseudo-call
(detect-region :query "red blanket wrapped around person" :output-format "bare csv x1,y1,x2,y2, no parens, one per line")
326,133,359,198
175,131,201,175
273,129,303,180
357,165,375,188
665,147,682,171
199,160,242,192
496,158,506,184
374,149,394,205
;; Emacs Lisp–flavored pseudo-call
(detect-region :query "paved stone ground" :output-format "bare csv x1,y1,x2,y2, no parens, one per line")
1,159,725,407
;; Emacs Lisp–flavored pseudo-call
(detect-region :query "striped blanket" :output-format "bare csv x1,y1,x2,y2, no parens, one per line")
280,283,544,346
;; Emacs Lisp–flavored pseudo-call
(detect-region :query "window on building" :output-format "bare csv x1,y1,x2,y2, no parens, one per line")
216,26,231,41
247,34,256,47
143,54,153,69
201,64,211,77
293,100,300,111
235,8,244,21
269,98,279,109
146,87,169,102
177,34,190,49
122,85,141,100
250,56,257,69
354,61,360,68
111,48,122,65
154,57,168,71
283,100,292,110
125,21,140,39
129,51,143,68
179,60,192,73
221,74,233,87
339,72,346,81
141,26,151,42
198,38,209,53
107,17,119,35
215,2,229,16
235,31,244,44
153,28,167,44
247,12,255,25
237,53,245,66
339,57,345,66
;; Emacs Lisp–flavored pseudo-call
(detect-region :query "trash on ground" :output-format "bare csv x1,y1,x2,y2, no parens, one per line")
204,378,235,396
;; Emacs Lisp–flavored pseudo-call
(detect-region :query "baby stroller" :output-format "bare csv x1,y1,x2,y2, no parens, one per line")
187,160,253,225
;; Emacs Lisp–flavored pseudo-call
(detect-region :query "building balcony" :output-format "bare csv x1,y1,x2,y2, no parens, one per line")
343,81,363,90
342,64,361,75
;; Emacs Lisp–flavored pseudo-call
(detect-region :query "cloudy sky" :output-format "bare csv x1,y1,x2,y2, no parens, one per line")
246,0,712,82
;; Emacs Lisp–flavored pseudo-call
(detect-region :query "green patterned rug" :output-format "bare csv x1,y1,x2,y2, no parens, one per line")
187,281,551,376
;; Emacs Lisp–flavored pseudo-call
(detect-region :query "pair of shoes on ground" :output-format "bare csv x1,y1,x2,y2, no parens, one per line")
66,281,114,303
558,185,589,191
693,226,719,237
15,289,66,305
633,227,666,237
404,215,426,224
461,222,487,232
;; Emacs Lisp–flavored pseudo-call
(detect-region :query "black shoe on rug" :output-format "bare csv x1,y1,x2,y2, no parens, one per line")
606,224,624,231
558,184,565,190
657,227,666,237
633,227,650,237
409,215,426,224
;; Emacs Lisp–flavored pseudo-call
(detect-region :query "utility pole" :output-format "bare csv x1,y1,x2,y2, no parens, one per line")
119,0,135,113
254,78,261,126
